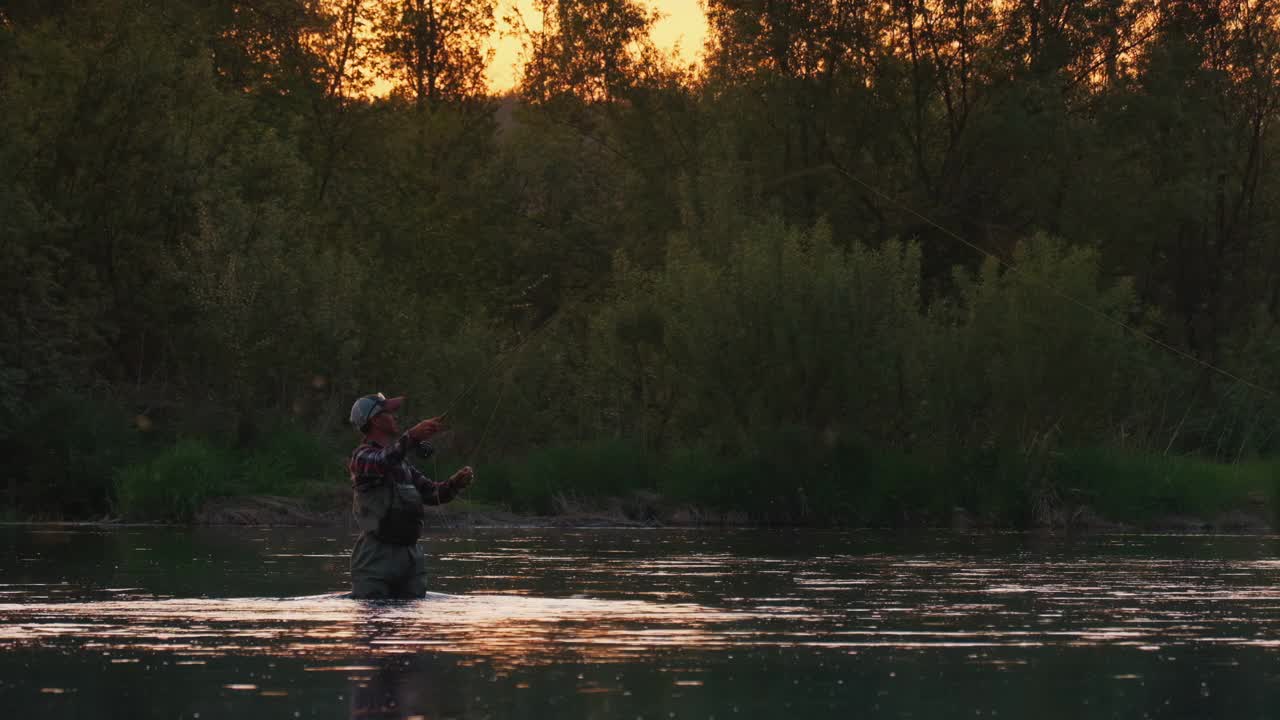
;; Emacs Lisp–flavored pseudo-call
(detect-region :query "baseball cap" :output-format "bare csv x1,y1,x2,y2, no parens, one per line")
349,393,404,431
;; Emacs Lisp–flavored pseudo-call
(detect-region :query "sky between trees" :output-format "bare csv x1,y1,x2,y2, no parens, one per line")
403,0,708,92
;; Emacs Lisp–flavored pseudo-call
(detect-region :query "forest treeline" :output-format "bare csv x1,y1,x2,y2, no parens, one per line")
3,0,1280,523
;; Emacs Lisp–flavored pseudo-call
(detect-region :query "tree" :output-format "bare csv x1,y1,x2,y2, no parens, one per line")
205,0,333,98
1106,0,1280,361
516,0,658,103
704,0,886,84
373,0,496,106
702,0,894,227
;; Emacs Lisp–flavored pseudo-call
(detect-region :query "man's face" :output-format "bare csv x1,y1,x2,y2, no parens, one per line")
370,408,400,435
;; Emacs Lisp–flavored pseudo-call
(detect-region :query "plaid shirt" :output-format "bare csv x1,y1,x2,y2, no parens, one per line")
348,433,460,505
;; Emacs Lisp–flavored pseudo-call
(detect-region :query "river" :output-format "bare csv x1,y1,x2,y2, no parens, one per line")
0,526,1277,718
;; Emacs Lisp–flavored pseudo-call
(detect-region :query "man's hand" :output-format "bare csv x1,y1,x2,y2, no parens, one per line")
449,466,475,489
407,416,444,442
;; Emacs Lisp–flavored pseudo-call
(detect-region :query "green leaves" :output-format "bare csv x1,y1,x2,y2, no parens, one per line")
373,0,496,105
7,0,1280,523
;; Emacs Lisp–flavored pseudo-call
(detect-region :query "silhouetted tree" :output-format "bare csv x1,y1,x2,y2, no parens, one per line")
373,0,496,106
516,0,658,103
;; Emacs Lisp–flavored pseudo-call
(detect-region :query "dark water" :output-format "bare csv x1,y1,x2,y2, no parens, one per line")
0,526,1277,719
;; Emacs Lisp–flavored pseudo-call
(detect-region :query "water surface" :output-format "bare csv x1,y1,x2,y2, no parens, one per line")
1,526,1277,718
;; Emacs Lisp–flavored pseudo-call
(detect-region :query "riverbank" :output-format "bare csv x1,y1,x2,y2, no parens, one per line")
10,429,1277,531
460,441,1280,532
6,498,1274,533
12,438,1271,532
193,489,1275,533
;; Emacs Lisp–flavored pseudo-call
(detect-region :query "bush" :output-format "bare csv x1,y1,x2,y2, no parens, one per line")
1055,448,1276,522
477,440,652,514
483,436,962,526
590,222,926,456
113,440,238,521
4,392,151,518
238,427,345,496
928,235,1150,450
112,427,344,521
659,447,754,511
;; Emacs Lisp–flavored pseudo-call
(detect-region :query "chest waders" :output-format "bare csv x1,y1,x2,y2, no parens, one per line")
351,476,429,599
353,475,427,545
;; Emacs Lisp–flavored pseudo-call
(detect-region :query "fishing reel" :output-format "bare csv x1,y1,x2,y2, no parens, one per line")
414,440,435,460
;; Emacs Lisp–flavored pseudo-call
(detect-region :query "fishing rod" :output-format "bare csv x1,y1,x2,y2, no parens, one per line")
424,322,532,513
412,305,561,464
438,307,561,422
465,372,512,464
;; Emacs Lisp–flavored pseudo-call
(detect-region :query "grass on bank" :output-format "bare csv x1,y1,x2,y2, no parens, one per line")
1055,449,1277,524
111,429,343,521
52,423,1280,528
473,440,1279,528
473,440,1003,525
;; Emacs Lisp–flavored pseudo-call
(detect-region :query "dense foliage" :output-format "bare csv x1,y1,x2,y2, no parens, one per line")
3,0,1279,522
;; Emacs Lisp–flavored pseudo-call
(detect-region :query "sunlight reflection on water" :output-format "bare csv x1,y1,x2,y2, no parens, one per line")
0,593,759,667
1,535,1278,671
2,529,1279,718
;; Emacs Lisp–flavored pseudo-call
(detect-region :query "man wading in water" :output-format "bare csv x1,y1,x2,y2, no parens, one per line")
347,393,474,599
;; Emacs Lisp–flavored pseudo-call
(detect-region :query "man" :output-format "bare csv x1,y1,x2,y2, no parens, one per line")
347,392,474,599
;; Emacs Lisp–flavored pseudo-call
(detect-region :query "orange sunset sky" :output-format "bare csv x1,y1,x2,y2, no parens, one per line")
484,0,709,90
